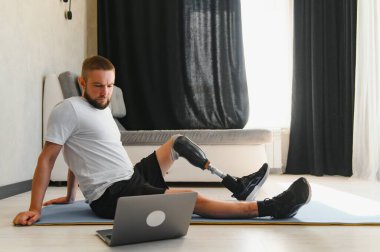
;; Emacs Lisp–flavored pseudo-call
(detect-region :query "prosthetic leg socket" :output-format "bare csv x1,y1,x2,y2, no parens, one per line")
172,135,210,170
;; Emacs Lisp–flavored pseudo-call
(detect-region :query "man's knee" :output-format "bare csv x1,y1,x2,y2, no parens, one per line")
169,134,183,161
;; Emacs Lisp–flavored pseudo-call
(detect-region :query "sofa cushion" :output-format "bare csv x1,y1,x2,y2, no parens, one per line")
58,71,81,98
109,86,127,118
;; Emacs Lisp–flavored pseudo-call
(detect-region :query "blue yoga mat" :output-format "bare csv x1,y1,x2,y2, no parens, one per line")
35,200,380,226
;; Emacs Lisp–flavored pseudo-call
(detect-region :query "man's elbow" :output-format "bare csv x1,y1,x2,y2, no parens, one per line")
36,153,55,172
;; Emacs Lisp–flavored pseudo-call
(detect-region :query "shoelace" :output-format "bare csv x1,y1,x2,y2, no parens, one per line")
272,190,293,204
240,170,259,181
263,198,273,205
262,198,277,217
238,171,262,185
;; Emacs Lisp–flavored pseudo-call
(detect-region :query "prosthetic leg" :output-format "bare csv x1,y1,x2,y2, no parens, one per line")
171,135,269,200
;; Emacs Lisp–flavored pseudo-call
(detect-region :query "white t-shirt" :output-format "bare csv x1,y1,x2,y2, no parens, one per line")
45,97,134,203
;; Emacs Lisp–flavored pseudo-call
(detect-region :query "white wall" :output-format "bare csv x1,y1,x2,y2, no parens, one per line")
86,0,98,57
0,0,89,186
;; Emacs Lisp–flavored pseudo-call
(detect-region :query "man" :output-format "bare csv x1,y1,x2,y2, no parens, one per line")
13,56,311,225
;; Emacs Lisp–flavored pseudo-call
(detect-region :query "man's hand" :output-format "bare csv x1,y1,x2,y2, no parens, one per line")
13,210,41,226
13,196,74,226
43,196,74,206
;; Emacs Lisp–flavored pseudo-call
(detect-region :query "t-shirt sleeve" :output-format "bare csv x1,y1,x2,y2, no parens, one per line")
44,100,78,145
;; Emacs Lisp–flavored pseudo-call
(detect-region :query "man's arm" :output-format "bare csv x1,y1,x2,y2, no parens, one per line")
42,168,78,206
66,168,78,202
13,141,62,226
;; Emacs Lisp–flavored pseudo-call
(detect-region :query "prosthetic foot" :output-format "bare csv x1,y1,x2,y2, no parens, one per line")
227,163,269,201
171,135,269,201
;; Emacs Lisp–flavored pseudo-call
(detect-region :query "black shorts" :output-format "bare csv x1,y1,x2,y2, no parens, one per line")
90,152,169,219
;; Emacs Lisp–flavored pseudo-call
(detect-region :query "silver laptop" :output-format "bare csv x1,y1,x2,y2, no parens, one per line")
96,192,197,246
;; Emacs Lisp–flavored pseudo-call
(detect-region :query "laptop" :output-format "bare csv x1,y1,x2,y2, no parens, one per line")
96,192,197,246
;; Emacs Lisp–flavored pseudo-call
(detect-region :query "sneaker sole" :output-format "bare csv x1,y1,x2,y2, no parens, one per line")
245,164,270,201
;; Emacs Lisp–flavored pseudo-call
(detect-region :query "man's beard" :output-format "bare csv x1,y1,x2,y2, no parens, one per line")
83,92,110,110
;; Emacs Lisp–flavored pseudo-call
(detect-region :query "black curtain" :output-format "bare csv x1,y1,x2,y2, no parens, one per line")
286,0,357,176
98,0,248,130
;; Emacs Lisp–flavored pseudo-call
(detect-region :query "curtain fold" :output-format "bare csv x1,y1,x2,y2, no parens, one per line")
98,0,248,130
352,0,380,180
286,0,357,176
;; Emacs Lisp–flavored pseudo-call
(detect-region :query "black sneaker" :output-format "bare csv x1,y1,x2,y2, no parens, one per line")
263,177,311,219
232,163,269,201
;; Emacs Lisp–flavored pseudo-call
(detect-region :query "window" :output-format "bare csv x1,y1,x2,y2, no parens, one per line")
241,0,293,128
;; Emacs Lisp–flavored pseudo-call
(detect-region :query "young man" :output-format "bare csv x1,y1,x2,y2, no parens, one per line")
13,56,311,225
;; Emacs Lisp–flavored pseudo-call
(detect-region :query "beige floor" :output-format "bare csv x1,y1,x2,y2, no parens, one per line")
1,174,380,252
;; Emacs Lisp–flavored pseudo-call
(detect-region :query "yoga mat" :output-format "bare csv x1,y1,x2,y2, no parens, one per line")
35,200,380,226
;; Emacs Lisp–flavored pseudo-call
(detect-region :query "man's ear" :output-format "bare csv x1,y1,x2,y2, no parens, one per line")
78,76,85,95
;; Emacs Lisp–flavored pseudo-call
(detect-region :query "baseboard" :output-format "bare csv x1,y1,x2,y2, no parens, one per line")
270,168,284,174
0,180,32,200
49,181,67,187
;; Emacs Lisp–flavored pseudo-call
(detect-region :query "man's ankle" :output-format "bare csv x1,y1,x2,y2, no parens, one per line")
257,199,274,217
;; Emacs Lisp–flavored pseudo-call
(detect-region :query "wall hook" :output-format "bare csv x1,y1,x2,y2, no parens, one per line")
63,0,72,20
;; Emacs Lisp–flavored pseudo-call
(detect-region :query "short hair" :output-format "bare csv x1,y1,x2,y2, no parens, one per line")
81,55,115,81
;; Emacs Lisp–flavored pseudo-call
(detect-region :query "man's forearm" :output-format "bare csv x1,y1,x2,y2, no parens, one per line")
28,141,62,213
28,159,54,213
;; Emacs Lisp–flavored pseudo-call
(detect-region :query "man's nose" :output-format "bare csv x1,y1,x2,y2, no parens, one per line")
99,86,108,96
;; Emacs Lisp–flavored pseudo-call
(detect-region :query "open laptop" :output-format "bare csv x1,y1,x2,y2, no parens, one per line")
96,192,197,246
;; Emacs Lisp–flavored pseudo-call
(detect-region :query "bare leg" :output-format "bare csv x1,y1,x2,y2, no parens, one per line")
156,140,259,218
165,177,311,219
156,139,259,218
165,189,258,219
